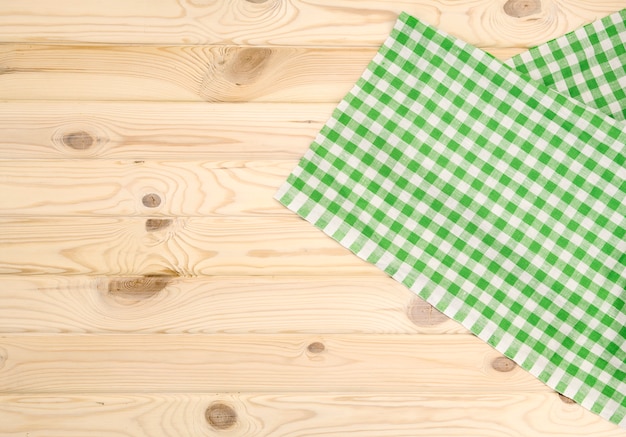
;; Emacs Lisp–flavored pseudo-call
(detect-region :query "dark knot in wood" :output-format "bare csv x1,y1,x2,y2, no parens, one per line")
224,47,272,86
108,274,173,299
307,342,325,353
62,130,94,150
491,356,517,372
503,0,541,18
407,298,448,326
205,403,237,429
558,393,576,404
145,218,172,232
142,193,162,208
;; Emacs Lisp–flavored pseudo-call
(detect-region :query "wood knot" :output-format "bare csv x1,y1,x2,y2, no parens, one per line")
503,0,541,18
142,193,162,208
307,342,325,354
205,403,237,430
224,47,272,86
407,298,448,326
145,219,172,232
558,393,576,404
108,274,174,299
491,356,517,372
62,130,94,150
0,347,7,369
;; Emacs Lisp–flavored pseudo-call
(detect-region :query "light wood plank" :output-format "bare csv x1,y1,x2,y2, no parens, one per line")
0,45,367,103
0,1,620,47
0,160,292,216
0,334,547,393
0,45,526,102
2,392,624,437
0,216,380,276
0,275,466,335
0,102,327,159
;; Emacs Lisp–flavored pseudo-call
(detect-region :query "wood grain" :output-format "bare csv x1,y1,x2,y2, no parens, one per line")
0,1,620,47
0,334,545,393
2,392,624,437
0,275,466,335
0,44,526,102
0,216,381,276
0,102,327,159
0,160,292,216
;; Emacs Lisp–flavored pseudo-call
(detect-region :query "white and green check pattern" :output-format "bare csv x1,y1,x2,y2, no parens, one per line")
276,11,626,428
506,9,626,121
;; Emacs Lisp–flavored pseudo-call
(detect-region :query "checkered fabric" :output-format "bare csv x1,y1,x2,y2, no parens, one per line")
506,9,626,121
276,11,626,428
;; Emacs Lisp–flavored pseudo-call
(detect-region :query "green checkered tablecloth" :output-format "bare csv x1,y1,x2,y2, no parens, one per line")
276,10,626,428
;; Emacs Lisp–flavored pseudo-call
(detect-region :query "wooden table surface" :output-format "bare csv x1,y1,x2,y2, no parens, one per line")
1,1,625,435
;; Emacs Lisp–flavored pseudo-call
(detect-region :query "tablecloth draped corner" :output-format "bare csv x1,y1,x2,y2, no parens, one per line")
276,9,626,429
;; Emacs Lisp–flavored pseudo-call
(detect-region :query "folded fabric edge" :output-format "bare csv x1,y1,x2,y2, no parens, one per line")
505,8,626,121
507,8,626,69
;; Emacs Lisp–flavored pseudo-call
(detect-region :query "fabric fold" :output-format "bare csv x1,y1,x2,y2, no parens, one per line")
506,9,626,121
276,11,626,428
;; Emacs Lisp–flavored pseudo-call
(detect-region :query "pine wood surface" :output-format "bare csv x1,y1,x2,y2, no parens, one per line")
0,275,466,334
0,102,326,159
1,1,625,435
0,45,527,102
0,160,293,216
0,0,620,46
2,393,623,437
0,334,545,393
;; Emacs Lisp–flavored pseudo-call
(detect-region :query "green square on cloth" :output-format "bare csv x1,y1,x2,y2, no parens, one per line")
275,11,626,428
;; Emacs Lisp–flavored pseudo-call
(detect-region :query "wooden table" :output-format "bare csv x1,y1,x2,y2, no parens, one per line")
1,1,625,435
